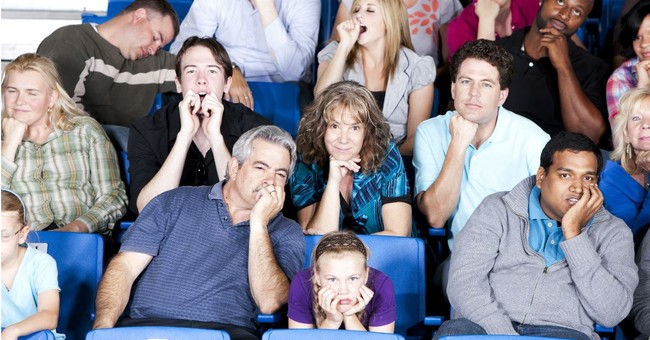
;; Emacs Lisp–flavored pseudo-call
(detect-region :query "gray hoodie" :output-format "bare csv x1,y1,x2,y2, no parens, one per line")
448,176,638,339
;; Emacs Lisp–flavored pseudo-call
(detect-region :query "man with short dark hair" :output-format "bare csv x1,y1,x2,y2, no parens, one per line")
437,132,638,339
414,39,549,250
128,36,270,213
497,0,609,145
93,125,304,340
37,0,180,127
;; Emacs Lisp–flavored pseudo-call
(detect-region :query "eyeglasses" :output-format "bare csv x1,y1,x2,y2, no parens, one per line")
1,225,26,242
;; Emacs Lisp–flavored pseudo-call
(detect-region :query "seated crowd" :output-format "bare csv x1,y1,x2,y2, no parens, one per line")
1,0,649,339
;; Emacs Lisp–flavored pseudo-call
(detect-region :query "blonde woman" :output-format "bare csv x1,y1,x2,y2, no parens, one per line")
600,87,650,245
315,0,436,155
1,53,127,235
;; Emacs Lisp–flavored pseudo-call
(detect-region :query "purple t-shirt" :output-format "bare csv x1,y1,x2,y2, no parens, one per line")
287,267,396,328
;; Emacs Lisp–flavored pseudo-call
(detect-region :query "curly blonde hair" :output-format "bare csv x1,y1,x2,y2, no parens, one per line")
346,0,414,81
311,231,370,327
1,53,88,132
611,87,650,173
296,80,391,173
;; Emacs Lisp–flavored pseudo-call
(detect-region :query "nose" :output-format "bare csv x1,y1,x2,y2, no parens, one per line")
570,178,585,194
196,71,207,85
338,281,349,295
338,128,349,143
469,82,480,97
557,6,570,20
262,170,279,187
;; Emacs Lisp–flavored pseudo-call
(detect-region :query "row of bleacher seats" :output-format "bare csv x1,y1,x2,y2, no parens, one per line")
24,231,614,340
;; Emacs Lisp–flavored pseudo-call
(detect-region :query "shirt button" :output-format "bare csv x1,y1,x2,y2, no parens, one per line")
550,240,556,245
222,216,228,221
218,202,223,207
547,223,552,227
528,62,534,67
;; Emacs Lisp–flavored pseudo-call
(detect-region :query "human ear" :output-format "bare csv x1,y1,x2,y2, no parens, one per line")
536,167,545,189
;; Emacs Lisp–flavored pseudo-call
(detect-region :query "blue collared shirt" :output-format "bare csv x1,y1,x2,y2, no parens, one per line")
528,186,593,266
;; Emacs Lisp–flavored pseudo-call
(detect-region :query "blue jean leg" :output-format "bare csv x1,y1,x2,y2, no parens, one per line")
433,318,488,339
514,322,591,340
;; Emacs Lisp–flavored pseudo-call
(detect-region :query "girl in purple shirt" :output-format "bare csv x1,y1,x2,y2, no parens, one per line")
288,231,396,332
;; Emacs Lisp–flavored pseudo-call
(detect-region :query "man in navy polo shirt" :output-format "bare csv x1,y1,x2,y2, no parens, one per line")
93,125,305,340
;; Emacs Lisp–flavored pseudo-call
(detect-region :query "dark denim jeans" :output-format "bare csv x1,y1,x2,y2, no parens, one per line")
433,318,591,340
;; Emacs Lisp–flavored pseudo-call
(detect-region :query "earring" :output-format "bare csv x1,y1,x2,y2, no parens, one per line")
47,107,53,114
627,143,633,160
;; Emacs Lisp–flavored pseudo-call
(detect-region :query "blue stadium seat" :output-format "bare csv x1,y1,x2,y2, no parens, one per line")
26,232,104,340
262,329,405,339
438,336,563,340
248,81,302,138
302,235,426,338
0,329,56,340
86,326,231,339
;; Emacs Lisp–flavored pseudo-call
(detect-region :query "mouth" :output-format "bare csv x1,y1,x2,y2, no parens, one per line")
567,197,581,205
338,299,353,305
360,24,367,34
549,19,567,32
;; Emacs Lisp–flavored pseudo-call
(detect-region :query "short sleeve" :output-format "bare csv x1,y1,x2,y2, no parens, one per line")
439,0,464,25
31,248,60,294
290,157,322,209
120,194,172,256
413,117,449,195
367,269,396,327
409,55,436,90
380,142,410,203
317,41,339,64
287,269,316,324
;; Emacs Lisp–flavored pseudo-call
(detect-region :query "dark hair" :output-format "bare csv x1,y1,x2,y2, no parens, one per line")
620,1,650,59
450,39,513,89
121,0,180,37
540,132,604,175
296,80,391,172
175,36,233,80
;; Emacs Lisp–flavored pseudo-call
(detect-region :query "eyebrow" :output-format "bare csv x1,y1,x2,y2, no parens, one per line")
556,167,597,175
253,161,289,175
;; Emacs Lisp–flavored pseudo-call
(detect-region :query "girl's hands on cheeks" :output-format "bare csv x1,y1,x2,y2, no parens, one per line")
343,285,374,316
318,285,344,324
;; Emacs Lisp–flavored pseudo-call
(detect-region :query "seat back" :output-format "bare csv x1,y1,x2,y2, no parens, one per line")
27,232,104,340
304,235,426,338
262,329,405,339
0,329,55,340
86,326,231,339
438,336,562,340
248,82,302,138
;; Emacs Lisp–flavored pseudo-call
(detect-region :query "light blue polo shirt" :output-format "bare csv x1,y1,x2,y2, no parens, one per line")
528,186,594,267
413,107,550,250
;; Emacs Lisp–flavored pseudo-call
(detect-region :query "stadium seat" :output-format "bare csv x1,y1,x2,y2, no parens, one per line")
302,235,426,338
26,232,104,340
437,336,563,340
262,329,405,339
86,326,231,339
248,82,302,138
0,329,56,340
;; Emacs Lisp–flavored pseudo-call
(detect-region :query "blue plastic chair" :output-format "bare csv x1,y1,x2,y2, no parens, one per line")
302,235,426,338
26,232,104,340
248,81,302,138
438,336,563,340
262,329,405,340
86,326,231,339
0,329,56,340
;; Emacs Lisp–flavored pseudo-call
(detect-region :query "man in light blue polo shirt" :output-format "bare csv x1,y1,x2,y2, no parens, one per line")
414,39,550,251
